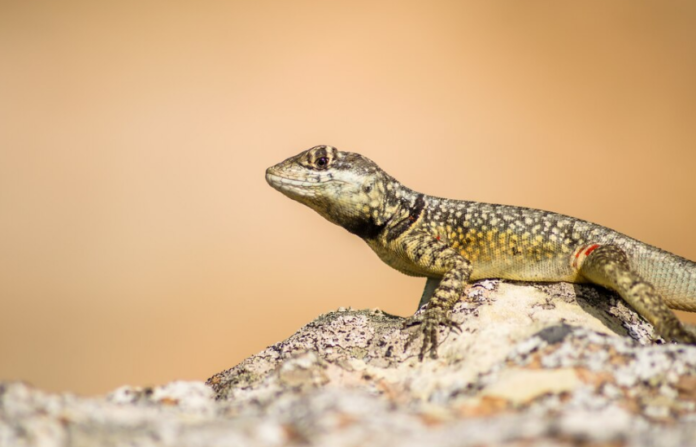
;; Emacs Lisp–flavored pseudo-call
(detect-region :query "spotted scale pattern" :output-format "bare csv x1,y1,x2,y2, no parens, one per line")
267,145,696,359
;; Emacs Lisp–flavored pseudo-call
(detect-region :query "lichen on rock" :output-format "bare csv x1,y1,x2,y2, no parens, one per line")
3,281,696,446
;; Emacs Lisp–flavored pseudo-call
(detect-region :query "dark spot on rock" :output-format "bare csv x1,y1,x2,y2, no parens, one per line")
535,324,575,344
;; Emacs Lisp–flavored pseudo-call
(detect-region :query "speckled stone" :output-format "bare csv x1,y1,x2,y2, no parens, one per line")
3,282,696,446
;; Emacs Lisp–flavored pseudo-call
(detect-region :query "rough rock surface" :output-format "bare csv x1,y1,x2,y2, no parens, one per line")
3,281,696,446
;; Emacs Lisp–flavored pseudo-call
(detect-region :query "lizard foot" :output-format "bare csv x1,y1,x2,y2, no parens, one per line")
661,324,696,345
403,307,461,361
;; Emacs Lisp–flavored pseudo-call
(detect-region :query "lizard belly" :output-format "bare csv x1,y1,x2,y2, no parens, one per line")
468,253,580,283
368,237,581,282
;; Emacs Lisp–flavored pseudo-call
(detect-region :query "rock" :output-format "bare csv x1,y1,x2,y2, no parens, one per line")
3,281,696,446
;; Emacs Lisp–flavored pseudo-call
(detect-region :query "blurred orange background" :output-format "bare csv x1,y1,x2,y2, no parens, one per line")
1,1,695,395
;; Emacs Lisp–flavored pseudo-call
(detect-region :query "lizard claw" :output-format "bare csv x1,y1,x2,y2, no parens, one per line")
403,307,460,360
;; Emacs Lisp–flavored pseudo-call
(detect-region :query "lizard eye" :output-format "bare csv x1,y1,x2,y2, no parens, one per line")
315,157,329,169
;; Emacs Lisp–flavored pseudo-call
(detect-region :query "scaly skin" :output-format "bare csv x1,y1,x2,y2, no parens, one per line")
266,145,696,359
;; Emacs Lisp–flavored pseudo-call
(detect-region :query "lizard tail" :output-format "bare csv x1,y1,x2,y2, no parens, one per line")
634,245,696,313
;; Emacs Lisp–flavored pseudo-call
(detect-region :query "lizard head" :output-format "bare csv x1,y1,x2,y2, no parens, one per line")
266,145,395,238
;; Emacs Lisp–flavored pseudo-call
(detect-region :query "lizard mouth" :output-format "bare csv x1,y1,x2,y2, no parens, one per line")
265,169,348,188
265,172,318,188
265,171,323,199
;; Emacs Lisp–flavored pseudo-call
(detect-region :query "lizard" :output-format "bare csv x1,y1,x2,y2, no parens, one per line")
265,145,696,359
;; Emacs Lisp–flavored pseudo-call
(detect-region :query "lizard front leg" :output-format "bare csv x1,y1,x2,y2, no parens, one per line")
399,231,472,360
417,277,441,311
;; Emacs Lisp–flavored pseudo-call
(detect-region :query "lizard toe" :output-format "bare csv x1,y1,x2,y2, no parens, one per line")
403,307,460,360
665,326,696,345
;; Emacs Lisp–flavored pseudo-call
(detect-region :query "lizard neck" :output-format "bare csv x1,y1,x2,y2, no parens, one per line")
339,174,407,240
353,179,423,241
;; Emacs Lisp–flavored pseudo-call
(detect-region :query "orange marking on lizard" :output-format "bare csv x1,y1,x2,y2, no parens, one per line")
584,244,601,257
